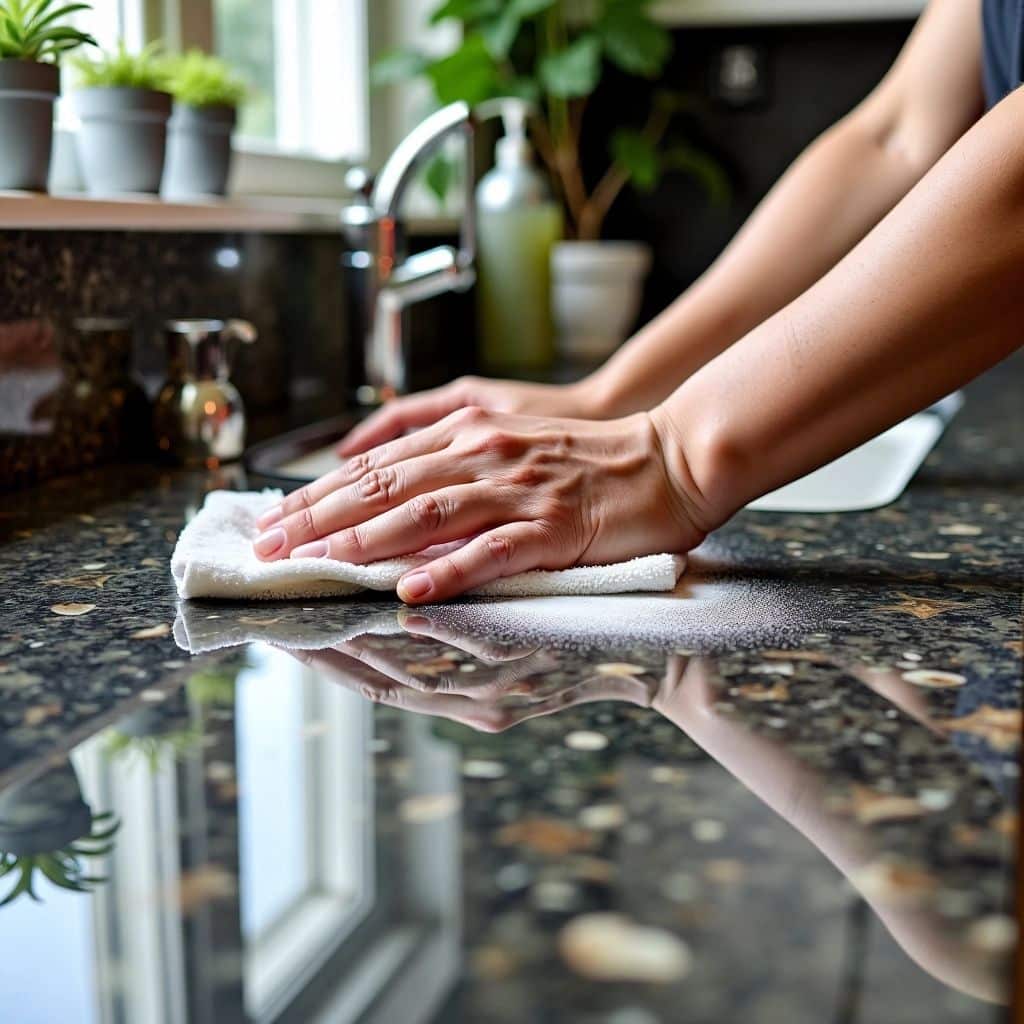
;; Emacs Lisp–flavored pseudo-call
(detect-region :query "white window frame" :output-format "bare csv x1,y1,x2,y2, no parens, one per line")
148,0,373,198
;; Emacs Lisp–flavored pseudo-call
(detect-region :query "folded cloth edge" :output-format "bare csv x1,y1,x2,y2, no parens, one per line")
171,489,687,601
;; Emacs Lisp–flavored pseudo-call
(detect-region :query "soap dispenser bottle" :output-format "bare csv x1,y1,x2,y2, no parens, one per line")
476,100,563,374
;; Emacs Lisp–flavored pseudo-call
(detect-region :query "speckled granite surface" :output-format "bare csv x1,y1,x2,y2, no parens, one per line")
0,358,1020,1023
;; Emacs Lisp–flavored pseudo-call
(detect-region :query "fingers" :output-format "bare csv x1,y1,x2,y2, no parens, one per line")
338,636,553,699
255,453,465,559
337,385,467,457
397,609,542,663
397,522,548,603
294,483,506,564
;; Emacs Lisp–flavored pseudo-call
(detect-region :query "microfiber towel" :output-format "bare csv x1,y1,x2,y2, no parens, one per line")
171,489,687,601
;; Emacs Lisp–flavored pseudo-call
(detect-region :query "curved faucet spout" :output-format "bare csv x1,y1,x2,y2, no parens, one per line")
371,101,472,219
357,98,535,402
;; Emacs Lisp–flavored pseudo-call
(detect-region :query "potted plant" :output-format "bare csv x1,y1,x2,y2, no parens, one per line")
0,0,96,191
71,39,172,195
162,49,247,199
0,757,118,905
373,0,727,363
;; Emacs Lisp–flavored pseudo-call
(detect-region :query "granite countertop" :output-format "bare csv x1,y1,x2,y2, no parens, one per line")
0,357,1020,1023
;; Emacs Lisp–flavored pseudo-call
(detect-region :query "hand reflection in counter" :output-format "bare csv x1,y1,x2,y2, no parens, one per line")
282,615,658,734
270,620,1013,1008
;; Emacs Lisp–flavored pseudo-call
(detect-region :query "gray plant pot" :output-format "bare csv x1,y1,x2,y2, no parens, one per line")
162,101,236,199
0,60,60,191
0,759,92,856
73,86,172,195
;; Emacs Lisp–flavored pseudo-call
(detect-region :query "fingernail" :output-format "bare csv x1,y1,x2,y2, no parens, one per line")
399,572,432,601
401,613,431,629
253,527,286,558
256,504,284,529
291,540,329,559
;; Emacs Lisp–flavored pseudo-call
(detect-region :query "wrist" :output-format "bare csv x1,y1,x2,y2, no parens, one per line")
571,369,628,419
647,403,736,539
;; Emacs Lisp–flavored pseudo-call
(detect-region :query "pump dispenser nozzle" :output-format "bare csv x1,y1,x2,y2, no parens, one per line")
496,99,533,167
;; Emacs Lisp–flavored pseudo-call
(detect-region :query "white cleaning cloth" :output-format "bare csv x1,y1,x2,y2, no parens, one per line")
171,489,686,601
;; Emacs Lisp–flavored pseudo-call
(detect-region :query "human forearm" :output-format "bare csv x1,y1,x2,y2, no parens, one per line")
656,89,1024,527
588,113,937,417
588,0,984,418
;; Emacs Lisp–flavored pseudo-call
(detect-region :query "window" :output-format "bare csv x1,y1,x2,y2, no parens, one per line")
213,0,369,161
58,0,371,198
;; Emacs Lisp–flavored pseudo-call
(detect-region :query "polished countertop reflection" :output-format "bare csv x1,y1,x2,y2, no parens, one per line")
0,359,1021,1023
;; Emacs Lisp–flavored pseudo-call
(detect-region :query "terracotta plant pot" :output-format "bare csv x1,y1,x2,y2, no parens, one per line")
0,60,60,191
162,101,237,199
73,86,172,195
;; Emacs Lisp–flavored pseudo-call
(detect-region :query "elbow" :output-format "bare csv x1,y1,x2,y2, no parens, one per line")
843,104,952,186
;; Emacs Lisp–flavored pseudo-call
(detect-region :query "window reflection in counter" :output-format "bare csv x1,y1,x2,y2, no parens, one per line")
235,645,374,1019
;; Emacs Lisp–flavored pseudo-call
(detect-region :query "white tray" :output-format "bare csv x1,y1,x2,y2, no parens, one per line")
748,395,961,513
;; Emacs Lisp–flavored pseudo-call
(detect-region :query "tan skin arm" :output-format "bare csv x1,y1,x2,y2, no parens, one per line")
338,0,984,453
250,0,1016,602
592,0,985,414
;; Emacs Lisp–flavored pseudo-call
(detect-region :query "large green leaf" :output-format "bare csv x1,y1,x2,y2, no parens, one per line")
598,3,672,77
371,47,428,87
538,33,601,98
429,0,502,24
423,152,455,202
479,0,555,59
664,143,731,206
426,33,500,105
610,128,660,191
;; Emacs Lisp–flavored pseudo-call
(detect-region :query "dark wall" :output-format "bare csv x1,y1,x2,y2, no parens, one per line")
0,230,348,490
591,20,916,321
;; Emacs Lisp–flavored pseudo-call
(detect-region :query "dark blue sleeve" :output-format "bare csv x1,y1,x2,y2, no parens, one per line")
982,0,1024,108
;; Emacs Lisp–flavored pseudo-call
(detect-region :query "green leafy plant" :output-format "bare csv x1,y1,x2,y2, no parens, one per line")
166,48,247,108
72,38,170,91
0,0,96,62
0,811,119,906
373,0,728,240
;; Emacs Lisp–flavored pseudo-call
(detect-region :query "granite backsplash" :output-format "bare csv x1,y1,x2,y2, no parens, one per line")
0,228,472,492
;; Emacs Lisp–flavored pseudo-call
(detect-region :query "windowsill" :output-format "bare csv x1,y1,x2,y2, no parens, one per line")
0,191,459,236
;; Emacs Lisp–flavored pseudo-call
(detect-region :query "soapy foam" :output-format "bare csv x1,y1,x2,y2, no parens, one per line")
430,575,835,652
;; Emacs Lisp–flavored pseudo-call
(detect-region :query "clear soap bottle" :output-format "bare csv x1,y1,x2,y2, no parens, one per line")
476,101,563,374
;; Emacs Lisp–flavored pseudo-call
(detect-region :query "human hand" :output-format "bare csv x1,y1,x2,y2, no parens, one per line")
281,618,657,732
253,406,710,603
338,375,608,457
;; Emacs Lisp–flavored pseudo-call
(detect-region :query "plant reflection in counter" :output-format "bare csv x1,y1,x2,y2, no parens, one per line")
0,811,119,906
104,659,244,771
0,755,119,908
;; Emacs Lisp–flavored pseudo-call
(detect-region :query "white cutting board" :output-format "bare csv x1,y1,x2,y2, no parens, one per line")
277,405,956,515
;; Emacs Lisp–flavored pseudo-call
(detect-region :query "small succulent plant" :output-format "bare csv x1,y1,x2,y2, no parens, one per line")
72,38,170,91
0,0,96,63
0,810,119,906
166,49,247,108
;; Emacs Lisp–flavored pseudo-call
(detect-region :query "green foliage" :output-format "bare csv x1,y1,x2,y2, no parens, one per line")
165,48,247,108
370,0,727,238
0,0,96,63
0,811,119,906
538,33,601,98
72,39,170,91
425,32,498,105
380,0,672,110
611,127,659,191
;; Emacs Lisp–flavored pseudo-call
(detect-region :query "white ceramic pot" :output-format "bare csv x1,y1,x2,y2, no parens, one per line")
551,240,652,362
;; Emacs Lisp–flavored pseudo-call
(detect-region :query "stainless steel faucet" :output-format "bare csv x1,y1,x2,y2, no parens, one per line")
341,99,519,404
